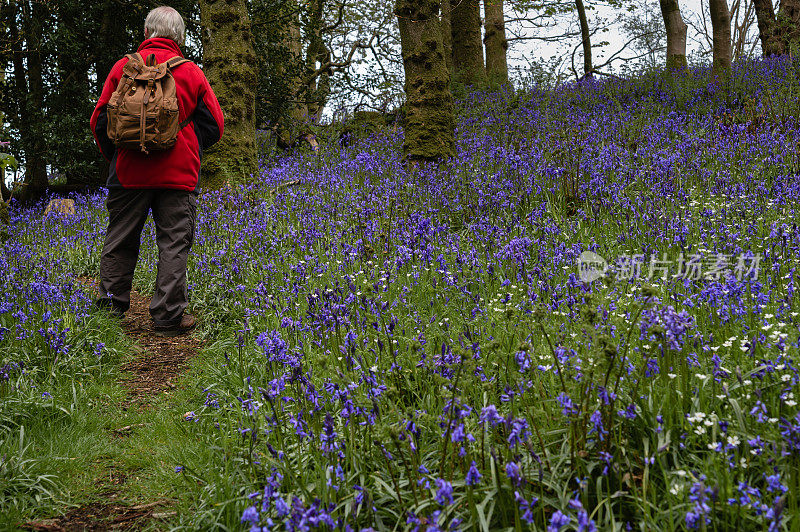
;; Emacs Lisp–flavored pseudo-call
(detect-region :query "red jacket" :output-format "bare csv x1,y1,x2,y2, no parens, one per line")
90,38,224,191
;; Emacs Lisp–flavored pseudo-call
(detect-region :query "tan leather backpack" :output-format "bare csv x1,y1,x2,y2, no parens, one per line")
106,53,191,154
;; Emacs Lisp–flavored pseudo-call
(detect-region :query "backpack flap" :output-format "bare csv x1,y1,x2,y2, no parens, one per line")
107,52,191,153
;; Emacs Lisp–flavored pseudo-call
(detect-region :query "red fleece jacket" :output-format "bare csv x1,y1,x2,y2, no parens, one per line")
90,38,224,191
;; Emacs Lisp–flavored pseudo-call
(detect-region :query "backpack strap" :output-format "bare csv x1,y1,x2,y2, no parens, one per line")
167,57,193,130
166,57,192,70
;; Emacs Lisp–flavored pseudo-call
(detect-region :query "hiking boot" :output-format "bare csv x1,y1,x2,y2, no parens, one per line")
95,298,126,319
153,313,197,337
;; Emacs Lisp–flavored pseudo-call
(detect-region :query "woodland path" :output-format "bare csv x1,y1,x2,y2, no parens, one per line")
24,288,202,531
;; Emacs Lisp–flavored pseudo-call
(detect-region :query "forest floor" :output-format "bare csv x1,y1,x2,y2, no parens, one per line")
22,288,202,531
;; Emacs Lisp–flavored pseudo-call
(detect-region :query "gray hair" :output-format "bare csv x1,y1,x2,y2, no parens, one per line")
144,6,185,46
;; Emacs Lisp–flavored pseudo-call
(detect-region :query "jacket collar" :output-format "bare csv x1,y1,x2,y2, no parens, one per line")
137,37,184,57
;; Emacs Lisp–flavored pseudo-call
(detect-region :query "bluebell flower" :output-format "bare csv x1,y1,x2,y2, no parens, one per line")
435,478,453,506
547,510,571,531
466,461,482,486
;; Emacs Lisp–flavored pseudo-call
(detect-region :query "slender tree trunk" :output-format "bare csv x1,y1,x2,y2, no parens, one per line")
710,0,732,73
305,0,330,124
395,0,455,160
18,0,48,193
483,0,509,86
575,0,593,77
199,0,258,188
450,0,486,86
440,0,453,73
659,0,688,69
274,0,306,145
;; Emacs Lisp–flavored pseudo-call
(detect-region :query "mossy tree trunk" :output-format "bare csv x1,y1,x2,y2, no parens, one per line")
754,0,800,57
483,0,509,86
395,0,455,161
710,0,732,74
450,0,486,86
200,0,258,189
575,0,593,77
754,0,783,56
777,0,800,55
659,0,688,69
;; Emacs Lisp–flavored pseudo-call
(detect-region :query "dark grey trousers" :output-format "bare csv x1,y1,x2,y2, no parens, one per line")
98,188,197,326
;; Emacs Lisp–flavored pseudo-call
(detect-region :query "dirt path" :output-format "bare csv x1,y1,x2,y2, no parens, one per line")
119,290,203,406
24,286,201,531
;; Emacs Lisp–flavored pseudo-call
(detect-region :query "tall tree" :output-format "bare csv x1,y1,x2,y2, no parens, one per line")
710,0,732,73
483,0,509,86
395,0,455,160
574,0,593,77
200,0,258,188
451,0,487,86
659,0,688,68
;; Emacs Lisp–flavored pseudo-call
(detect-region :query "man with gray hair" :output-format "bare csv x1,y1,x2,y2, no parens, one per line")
90,6,224,336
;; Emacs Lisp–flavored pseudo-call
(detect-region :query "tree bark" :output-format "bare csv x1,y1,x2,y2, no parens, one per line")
754,0,782,55
199,0,258,189
575,0,593,77
659,0,688,69
450,0,486,86
483,0,509,86
395,0,455,160
440,0,453,73
777,0,800,55
710,0,732,74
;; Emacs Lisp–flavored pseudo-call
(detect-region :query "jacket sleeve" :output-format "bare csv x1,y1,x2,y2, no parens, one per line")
90,59,126,161
192,69,225,150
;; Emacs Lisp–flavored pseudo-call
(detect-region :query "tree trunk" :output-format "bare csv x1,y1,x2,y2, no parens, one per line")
450,0,486,86
395,0,455,160
483,0,509,86
440,0,453,73
710,0,732,74
659,0,688,69
777,0,800,55
305,0,330,124
277,0,306,145
199,0,258,189
17,1,49,194
0,200,8,242
753,0,782,56
575,0,593,77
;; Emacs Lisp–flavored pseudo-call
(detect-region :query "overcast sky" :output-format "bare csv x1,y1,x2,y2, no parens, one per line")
504,0,759,83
